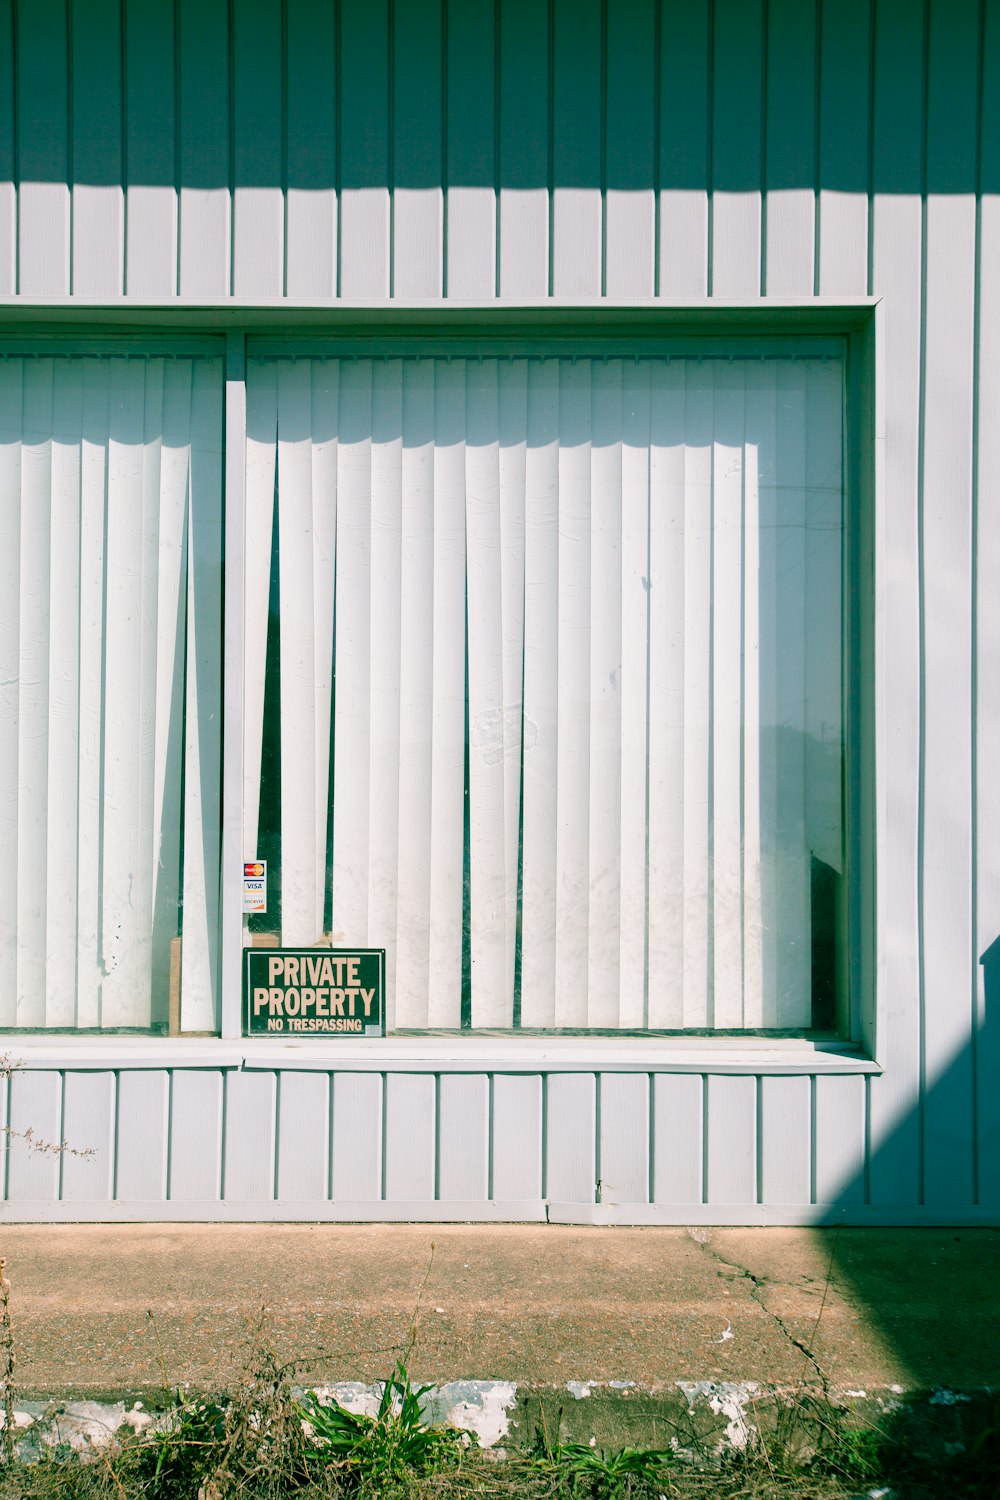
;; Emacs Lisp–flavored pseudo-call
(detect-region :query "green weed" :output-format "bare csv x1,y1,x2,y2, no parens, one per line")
299,1363,471,1491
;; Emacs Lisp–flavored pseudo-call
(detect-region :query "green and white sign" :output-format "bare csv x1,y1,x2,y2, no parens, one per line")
244,948,385,1036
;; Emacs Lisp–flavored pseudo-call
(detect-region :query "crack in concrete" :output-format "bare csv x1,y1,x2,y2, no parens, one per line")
687,1230,834,1401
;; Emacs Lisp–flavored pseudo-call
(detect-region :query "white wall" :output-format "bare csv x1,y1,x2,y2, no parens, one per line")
0,0,997,1222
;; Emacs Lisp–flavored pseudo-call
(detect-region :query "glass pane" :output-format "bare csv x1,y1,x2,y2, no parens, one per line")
0,354,224,1030
244,353,844,1032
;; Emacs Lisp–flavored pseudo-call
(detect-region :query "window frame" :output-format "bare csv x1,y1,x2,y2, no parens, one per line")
0,301,880,1074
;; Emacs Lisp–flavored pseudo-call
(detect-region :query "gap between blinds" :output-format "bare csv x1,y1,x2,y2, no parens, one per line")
0,356,223,1030
244,356,844,1032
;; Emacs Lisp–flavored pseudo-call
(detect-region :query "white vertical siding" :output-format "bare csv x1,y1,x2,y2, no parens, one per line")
0,0,995,1223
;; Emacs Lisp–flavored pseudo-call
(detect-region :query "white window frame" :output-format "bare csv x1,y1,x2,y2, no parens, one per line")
0,300,882,1082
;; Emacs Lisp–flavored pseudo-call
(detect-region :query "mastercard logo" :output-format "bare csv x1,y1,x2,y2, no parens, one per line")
244,862,265,877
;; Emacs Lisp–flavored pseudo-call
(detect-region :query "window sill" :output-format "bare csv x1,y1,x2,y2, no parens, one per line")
0,1034,881,1074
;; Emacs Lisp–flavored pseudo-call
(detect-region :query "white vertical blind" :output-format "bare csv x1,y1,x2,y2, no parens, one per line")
0,354,224,1029
245,353,843,1031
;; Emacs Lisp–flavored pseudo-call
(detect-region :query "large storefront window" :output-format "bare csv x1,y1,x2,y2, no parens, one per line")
0,353,223,1031
244,352,845,1033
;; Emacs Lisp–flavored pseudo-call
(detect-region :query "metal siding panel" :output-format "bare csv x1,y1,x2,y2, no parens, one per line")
275,1072,330,1201
867,0,925,1207
383,1073,436,1201
652,1073,704,1206
705,1075,756,1206
125,0,178,296
599,1073,649,1205
817,0,871,296
224,1071,277,1201
7,1071,61,1201
814,1074,865,1204
16,0,70,294
60,1072,115,1201
331,1072,383,1201
446,0,496,298
116,1070,170,1201
491,1074,543,1201
232,0,284,298
437,1074,489,1201
285,0,338,297
71,0,124,296
604,0,655,298
762,0,816,296
545,1073,596,1204
177,0,230,297
551,0,602,296
392,0,443,298
168,1071,224,1201
759,1075,811,1207
498,0,549,297
710,0,763,297
339,0,391,297
658,0,710,298
977,0,1000,1212
920,0,978,1209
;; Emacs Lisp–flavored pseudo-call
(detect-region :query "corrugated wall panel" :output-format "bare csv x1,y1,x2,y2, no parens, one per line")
0,0,996,1223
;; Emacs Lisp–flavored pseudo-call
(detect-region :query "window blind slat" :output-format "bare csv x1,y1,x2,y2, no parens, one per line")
647,359,687,1027
618,360,651,1027
101,359,146,1025
331,359,373,945
554,359,593,1026
311,362,338,942
498,361,528,1018
151,359,192,1026
368,359,403,1005
278,357,321,944
134,359,165,1024
519,359,560,1026
467,359,510,1026
44,361,82,1027
16,359,52,1024
180,358,223,1030
753,362,782,1027
712,361,746,1026
742,369,765,1027
774,361,812,1027
243,359,277,881
76,358,111,1026
426,360,466,1025
682,363,714,1027
0,361,22,1026
396,359,435,1026
587,358,623,1025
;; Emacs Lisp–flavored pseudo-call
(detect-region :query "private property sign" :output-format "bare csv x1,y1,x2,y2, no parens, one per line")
244,948,385,1036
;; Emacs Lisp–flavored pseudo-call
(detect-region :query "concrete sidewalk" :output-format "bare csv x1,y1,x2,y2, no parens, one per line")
1,1224,997,1399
